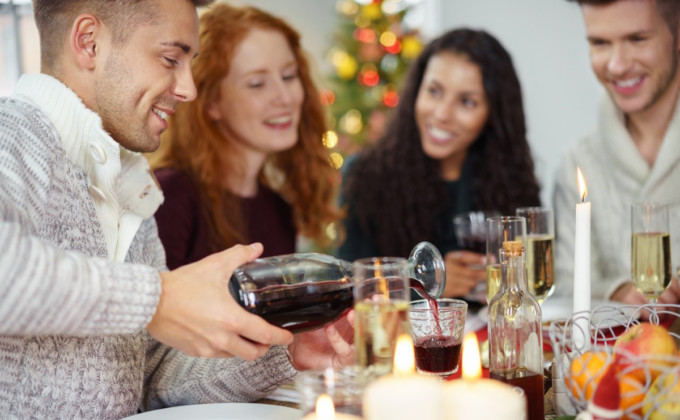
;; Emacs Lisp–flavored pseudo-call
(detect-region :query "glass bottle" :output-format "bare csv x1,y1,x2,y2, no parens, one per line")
488,240,544,420
228,242,445,332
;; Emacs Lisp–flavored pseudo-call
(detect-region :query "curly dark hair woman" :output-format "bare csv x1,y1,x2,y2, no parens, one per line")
338,28,541,298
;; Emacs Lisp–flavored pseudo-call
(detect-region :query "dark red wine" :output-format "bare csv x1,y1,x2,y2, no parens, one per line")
230,267,439,333
460,235,486,254
490,368,544,420
414,335,462,374
236,279,353,333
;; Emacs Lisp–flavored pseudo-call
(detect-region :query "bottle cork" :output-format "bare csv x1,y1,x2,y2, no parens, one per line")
502,240,523,256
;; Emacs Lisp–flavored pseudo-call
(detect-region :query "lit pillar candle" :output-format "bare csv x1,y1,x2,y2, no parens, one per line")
302,394,361,420
444,333,526,420
573,167,591,350
363,334,444,420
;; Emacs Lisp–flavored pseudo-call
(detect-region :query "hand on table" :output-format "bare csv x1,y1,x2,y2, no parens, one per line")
287,310,355,371
442,250,486,298
610,278,680,321
148,243,293,360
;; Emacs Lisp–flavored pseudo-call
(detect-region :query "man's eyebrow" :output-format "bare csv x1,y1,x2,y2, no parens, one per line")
160,41,192,54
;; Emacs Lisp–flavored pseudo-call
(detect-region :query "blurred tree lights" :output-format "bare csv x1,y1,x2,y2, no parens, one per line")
321,0,424,170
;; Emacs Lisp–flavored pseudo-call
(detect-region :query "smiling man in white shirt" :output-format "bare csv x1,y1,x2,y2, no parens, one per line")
554,0,680,305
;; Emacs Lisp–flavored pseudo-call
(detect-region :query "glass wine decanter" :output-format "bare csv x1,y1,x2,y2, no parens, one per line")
228,242,445,332
488,240,543,420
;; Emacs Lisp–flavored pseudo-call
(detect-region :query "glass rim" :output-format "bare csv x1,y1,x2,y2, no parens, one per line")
486,215,525,222
454,209,501,218
409,298,468,313
516,206,553,214
296,365,368,383
353,256,407,268
631,201,668,209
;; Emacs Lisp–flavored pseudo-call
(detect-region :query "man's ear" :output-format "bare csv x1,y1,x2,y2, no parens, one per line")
69,14,100,70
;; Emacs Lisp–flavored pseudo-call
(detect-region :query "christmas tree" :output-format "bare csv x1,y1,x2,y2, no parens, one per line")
322,0,424,169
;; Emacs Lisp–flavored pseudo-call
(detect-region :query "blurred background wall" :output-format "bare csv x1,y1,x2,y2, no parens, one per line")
0,0,604,206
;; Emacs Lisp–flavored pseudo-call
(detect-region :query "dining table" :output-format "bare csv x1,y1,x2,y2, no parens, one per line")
257,297,576,419
123,297,650,419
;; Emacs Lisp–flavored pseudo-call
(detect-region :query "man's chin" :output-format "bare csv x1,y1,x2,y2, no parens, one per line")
608,91,649,115
118,137,161,154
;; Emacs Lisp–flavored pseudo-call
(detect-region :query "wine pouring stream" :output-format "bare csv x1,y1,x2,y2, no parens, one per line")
228,242,446,333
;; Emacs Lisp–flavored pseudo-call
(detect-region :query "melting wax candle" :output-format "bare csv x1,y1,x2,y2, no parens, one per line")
444,333,527,420
363,334,443,420
573,166,591,350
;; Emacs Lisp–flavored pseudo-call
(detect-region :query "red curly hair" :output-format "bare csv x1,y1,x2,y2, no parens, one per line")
148,3,342,249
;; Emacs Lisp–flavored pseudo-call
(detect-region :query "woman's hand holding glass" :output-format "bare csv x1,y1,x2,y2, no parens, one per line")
450,210,498,300
443,250,486,298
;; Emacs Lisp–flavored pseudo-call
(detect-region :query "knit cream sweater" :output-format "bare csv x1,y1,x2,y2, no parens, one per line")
554,94,680,300
0,74,297,419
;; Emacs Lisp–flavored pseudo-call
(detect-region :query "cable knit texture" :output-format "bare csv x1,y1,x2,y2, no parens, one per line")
554,94,680,299
13,74,164,262
0,75,297,419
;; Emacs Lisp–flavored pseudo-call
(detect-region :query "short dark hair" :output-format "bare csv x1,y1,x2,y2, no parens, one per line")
565,0,680,34
33,0,215,70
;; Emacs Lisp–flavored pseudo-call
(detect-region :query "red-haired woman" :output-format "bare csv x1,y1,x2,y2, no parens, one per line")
149,3,342,268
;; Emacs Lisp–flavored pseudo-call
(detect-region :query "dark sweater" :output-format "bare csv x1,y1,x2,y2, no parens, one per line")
154,168,296,269
336,156,476,261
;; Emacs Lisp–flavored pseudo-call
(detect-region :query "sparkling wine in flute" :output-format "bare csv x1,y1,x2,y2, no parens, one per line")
631,232,671,301
354,299,410,377
486,264,501,303
525,234,555,303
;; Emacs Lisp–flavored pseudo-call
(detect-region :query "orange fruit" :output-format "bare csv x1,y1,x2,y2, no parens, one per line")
619,373,645,419
567,351,609,401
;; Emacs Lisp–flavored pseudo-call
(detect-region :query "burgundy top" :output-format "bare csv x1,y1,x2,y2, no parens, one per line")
154,168,296,269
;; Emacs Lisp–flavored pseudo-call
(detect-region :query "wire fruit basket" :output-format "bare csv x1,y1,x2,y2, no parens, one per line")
549,303,680,419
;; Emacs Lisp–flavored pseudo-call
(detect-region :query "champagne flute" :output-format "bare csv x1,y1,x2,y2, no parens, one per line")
631,202,672,303
486,216,526,304
516,207,556,304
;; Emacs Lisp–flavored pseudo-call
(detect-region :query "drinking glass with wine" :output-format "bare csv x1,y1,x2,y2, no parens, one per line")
409,298,467,378
454,210,500,301
631,202,672,303
516,207,556,304
353,257,412,377
454,210,500,257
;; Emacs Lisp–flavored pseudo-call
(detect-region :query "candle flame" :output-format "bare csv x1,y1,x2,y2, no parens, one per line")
577,167,588,202
393,333,416,375
462,332,482,380
315,394,336,420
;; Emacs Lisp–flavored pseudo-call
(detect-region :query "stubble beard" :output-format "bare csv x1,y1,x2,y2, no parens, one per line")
95,53,157,153
616,41,680,117
641,46,679,114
